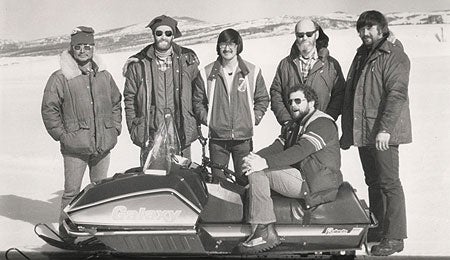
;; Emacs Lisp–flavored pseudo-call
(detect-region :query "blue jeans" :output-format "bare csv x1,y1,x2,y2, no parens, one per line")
59,152,110,224
358,146,406,239
209,139,251,180
248,166,305,224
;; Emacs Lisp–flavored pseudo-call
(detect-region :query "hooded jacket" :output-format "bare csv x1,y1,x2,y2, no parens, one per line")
123,43,200,149
340,33,412,148
193,56,269,140
270,25,345,124
41,51,122,155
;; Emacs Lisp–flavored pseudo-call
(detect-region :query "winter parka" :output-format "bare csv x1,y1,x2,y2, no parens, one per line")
192,56,269,140
123,43,200,149
41,51,122,155
270,26,345,124
257,109,343,208
340,34,412,148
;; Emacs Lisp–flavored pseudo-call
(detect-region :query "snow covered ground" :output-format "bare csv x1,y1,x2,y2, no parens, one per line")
0,24,449,257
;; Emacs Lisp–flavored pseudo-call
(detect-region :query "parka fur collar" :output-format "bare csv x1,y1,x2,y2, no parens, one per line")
60,50,106,80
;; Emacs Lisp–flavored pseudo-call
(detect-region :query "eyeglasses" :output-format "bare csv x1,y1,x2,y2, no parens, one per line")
155,30,173,37
73,44,93,51
219,42,237,49
295,29,317,38
288,98,307,105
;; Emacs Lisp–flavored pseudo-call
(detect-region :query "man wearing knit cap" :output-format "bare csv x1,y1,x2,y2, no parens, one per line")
41,26,122,241
123,15,201,165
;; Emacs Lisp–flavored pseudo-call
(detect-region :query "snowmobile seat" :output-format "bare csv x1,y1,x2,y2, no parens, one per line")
272,182,370,225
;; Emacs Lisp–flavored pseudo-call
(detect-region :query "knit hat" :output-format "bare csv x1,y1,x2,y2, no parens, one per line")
146,15,182,38
70,26,95,45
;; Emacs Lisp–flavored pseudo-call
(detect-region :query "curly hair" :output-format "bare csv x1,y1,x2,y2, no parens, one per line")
288,84,319,109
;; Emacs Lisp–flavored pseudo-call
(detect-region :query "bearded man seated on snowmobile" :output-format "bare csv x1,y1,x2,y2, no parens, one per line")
239,84,343,253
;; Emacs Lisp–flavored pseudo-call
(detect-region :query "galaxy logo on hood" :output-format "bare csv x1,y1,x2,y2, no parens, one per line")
111,206,182,222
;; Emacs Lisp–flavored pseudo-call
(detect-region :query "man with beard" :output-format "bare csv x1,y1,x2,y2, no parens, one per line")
123,15,200,165
340,10,411,256
192,29,269,183
270,18,345,125
41,26,122,240
237,84,343,253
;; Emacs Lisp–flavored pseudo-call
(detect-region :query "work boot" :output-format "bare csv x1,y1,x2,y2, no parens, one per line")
238,223,281,254
371,238,404,256
59,223,76,244
366,229,383,243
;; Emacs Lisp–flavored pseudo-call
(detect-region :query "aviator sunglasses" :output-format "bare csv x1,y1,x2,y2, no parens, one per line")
295,29,317,38
73,44,93,51
155,30,173,37
288,98,307,105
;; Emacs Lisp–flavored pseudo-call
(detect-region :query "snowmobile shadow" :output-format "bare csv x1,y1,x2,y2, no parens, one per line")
0,190,62,225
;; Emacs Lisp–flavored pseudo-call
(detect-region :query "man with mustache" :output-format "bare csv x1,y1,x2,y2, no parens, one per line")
238,84,342,253
270,18,345,126
41,26,122,241
340,10,412,256
193,29,269,183
123,15,201,165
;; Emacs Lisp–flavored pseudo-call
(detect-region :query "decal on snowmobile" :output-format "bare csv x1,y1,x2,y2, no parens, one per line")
322,227,364,236
112,206,182,222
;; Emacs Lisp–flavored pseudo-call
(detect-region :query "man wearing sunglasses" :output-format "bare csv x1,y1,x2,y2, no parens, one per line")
270,18,345,125
41,26,122,241
238,84,342,253
340,10,411,256
123,15,200,165
192,29,269,184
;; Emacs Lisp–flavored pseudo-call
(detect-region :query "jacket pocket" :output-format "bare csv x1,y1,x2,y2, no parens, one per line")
130,116,146,147
364,109,380,141
99,118,118,153
301,157,338,194
61,120,93,154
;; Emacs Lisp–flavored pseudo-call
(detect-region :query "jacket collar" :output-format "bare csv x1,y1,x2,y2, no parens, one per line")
207,55,249,80
139,42,183,61
355,32,401,57
60,50,105,80
289,42,330,62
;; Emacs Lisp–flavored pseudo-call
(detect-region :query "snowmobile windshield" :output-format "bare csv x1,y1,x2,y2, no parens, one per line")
142,108,181,175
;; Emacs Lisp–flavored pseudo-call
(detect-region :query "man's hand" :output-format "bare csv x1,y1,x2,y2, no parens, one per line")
376,131,391,151
242,152,268,175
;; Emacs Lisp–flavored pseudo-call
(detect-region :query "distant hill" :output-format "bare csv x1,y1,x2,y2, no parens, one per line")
1,11,449,57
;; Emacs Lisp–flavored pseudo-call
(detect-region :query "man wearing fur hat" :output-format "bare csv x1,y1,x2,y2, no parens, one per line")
41,26,122,240
270,18,345,125
123,15,201,165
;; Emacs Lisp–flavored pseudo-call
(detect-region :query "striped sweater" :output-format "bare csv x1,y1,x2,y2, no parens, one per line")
257,109,343,207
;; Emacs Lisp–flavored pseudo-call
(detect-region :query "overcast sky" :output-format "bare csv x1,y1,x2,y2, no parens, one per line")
1,0,450,41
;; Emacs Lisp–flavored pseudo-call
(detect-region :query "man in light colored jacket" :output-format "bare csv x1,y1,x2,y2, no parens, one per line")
193,29,269,183
41,26,122,240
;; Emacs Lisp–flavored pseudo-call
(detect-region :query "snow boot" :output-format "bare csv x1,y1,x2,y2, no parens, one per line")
237,223,281,254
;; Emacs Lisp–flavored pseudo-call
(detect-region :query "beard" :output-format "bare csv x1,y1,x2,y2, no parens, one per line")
292,107,310,120
298,40,316,56
155,39,172,51
362,36,374,46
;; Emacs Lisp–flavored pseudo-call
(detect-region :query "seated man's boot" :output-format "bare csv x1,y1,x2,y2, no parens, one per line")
366,228,383,243
238,223,281,254
59,223,76,244
370,238,404,256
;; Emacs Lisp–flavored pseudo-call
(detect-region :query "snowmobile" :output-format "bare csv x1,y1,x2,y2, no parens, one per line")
35,111,377,259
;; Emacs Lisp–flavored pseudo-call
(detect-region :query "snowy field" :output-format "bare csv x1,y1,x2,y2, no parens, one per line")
1,24,450,257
